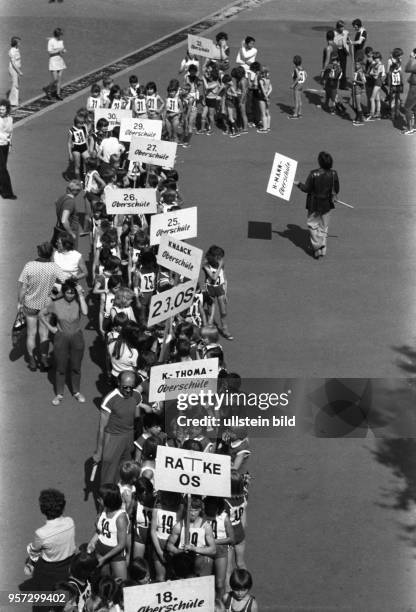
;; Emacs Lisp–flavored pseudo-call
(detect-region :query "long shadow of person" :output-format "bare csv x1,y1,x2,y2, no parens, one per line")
304,90,323,108
275,101,294,115
274,224,312,257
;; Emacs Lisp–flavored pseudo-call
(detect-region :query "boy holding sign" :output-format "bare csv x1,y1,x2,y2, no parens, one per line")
294,151,340,259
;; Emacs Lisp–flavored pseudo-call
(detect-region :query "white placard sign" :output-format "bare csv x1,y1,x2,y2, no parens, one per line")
266,152,298,201
129,136,177,169
157,236,203,280
155,446,231,497
123,576,215,612
150,207,197,246
147,280,197,327
149,357,219,403
104,188,157,215
119,118,163,142
94,108,132,130
188,34,215,58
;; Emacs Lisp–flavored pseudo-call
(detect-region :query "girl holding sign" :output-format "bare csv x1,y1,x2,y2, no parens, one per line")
167,496,216,577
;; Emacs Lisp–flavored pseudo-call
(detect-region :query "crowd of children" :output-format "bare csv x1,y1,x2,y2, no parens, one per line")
21,33,264,612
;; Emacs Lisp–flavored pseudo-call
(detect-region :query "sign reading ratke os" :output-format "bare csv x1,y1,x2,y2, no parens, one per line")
187,34,215,58
266,152,298,201
119,118,163,142
150,207,197,246
123,576,215,612
104,188,157,215
155,446,231,497
129,136,177,170
157,236,203,280
147,280,197,327
149,357,219,403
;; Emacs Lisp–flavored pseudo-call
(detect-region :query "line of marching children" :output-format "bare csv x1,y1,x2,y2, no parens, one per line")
23,40,263,612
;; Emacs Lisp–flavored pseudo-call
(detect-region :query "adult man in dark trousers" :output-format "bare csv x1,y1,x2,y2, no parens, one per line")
52,180,83,248
93,371,144,485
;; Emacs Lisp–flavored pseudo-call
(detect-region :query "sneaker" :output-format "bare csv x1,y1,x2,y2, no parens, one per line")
330,110,336,115
257,128,268,133
288,115,299,119
402,129,416,135
28,356,37,372
248,122,256,128
374,114,381,120
229,132,240,138
52,394,64,406
365,115,376,121
352,120,364,126
205,129,213,136
240,129,249,134
73,392,86,403
182,142,190,148
196,129,206,135
42,87,52,100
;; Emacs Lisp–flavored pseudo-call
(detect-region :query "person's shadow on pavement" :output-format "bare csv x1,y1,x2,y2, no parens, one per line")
274,224,312,257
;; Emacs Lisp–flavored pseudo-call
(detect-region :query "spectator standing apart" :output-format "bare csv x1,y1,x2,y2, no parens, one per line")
321,31,339,75
44,27,66,100
8,36,23,108
236,37,258,76
333,21,349,89
349,19,367,63
0,99,17,199
53,180,83,249
17,242,67,371
39,278,88,405
24,489,76,609
92,371,144,486
402,48,416,135
289,56,306,120
294,151,340,259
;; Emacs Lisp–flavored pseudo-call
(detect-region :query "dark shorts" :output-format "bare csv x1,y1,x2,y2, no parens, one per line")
214,543,228,559
72,143,88,154
95,539,126,562
134,526,149,545
206,98,217,109
325,87,337,102
232,522,245,545
206,284,225,298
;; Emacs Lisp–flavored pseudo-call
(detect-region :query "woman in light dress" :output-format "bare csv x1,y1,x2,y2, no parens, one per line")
44,27,66,100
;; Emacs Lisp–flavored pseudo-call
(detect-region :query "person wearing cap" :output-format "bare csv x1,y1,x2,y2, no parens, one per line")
333,20,349,89
8,37,23,108
52,180,83,248
17,242,67,371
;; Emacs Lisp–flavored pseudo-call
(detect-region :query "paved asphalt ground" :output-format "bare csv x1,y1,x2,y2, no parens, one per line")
1,1,416,610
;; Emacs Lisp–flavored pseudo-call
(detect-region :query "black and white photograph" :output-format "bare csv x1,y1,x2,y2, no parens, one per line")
1,0,416,610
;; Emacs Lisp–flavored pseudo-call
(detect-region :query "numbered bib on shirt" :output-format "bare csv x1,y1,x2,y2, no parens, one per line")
167,97,179,113
297,70,306,84
391,71,401,86
134,98,147,115
140,272,155,293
